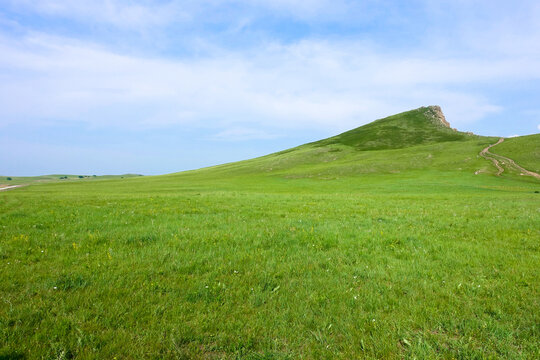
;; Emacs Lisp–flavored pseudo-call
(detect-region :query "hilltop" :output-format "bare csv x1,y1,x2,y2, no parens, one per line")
309,105,469,151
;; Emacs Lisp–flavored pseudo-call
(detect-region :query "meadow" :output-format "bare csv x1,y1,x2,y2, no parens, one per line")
1,107,539,359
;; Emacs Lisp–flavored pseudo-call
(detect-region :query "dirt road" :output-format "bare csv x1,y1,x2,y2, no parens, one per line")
0,185,23,192
479,138,505,176
479,138,540,179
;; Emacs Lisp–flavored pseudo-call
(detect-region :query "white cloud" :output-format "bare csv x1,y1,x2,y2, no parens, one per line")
1,32,536,135
537,124,540,130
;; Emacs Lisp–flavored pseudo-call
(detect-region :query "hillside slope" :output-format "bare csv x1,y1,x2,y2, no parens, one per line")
488,134,540,173
173,106,500,180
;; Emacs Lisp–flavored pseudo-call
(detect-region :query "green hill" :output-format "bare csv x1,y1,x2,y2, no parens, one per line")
161,105,536,183
163,106,500,182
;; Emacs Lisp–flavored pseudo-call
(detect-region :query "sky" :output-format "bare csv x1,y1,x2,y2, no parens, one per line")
1,0,539,176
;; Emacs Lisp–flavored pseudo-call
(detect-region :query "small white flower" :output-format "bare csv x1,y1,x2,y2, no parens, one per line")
53,286,57,290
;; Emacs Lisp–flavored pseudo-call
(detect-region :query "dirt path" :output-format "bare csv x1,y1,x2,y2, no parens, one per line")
479,138,505,176
479,138,540,179
0,185,23,192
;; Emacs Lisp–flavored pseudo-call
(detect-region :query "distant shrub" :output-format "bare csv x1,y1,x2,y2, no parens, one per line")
6,177,12,180
78,176,84,179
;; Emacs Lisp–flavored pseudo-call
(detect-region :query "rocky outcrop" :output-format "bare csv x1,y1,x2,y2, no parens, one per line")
424,105,451,128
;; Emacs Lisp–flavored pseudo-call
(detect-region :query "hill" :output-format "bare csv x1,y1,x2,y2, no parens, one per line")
158,106,538,184
161,106,504,183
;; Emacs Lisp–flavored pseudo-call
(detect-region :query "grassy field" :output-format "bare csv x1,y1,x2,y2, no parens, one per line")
1,107,539,359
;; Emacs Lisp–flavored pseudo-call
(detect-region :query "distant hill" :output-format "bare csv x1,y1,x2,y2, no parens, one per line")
0,174,143,186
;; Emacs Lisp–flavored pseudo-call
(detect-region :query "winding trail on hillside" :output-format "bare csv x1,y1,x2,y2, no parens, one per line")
479,138,540,179
479,138,505,176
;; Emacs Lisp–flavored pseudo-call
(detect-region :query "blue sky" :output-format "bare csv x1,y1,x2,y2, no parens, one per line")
1,0,539,175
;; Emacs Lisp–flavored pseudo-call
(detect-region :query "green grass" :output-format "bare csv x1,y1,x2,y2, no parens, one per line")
1,107,539,359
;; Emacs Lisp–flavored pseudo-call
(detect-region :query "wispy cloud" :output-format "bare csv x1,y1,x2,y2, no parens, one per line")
2,31,536,135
